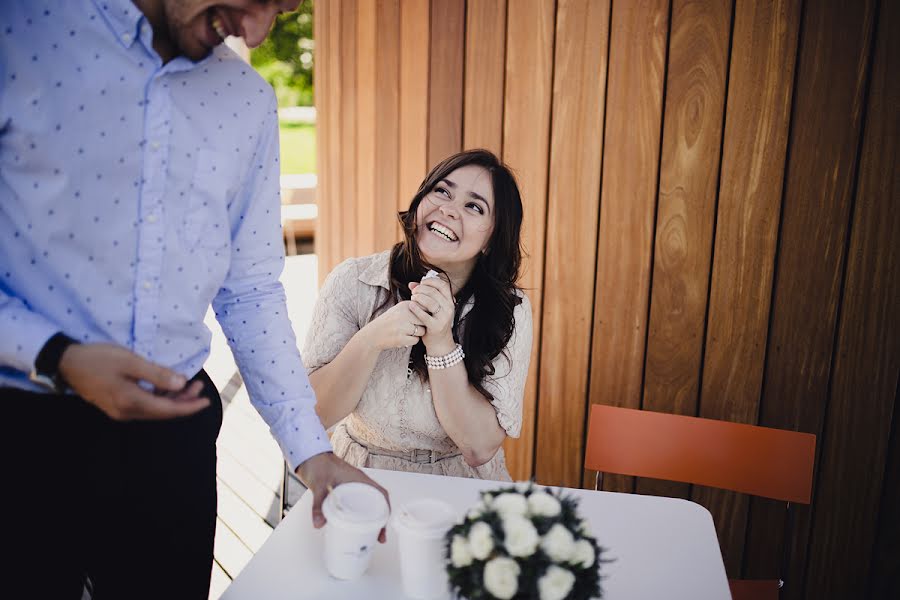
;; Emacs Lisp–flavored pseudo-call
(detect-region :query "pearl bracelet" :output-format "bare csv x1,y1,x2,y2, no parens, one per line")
425,343,465,369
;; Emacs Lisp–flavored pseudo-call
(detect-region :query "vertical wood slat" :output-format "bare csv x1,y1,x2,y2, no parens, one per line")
399,0,431,215
589,0,670,493
313,0,328,278
638,0,730,499
463,0,507,155
427,0,465,168
314,0,342,281
804,0,900,593
355,0,377,259
339,0,359,262
500,0,555,481
373,0,402,252
744,0,876,590
535,0,611,488
327,2,344,272
695,0,802,575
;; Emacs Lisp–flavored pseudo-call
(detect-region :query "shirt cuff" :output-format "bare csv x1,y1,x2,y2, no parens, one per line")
273,412,334,473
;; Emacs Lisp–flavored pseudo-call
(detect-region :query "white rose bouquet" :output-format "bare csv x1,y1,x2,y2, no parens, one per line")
445,483,606,599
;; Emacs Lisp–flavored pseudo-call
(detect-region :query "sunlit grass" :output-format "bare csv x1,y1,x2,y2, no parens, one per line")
279,121,316,174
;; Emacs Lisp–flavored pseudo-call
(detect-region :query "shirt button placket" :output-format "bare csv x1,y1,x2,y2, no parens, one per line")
133,74,171,358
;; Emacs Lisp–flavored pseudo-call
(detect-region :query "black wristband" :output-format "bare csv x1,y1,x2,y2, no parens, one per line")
33,332,80,391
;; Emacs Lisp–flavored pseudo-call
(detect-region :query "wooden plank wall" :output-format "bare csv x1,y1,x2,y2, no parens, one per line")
313,0,900,594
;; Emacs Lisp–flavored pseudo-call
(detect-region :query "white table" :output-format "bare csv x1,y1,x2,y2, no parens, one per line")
222,468,730,599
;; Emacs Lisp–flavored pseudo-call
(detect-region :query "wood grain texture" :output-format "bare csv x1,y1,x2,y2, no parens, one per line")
695,0,801,575
314,0,341,281
588,0,669,493
804,0,900,593
355,0,377,259
339,0,359,261
399,0,430,215
463,0,507,155
535,0,611,488
427,0,465,168
638,0,731,500
374,0,402,252
743,0,876,591
500,0,555,481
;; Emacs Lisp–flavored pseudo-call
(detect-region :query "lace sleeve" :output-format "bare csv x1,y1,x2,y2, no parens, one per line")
301,258,361,374
480,292,533,438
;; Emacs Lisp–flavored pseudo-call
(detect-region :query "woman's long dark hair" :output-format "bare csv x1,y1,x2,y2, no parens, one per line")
387,149,524,400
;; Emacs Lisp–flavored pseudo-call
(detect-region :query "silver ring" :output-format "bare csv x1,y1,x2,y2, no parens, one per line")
413,324,421,337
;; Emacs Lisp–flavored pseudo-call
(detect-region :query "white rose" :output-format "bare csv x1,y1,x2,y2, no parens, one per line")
450,534,474,568
468,521,495,560
492,492,529,517
483,557,521,600
502,515,540,557
538,565,576,600
541,523,576,563
468,498,489,520
577,518,591,535
572,539,595,568
527,491,561,518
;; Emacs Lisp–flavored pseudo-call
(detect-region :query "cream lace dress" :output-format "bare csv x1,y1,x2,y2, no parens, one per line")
302,251,532,481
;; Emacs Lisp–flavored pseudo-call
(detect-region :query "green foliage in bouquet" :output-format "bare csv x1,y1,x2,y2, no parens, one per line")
444,483,607,600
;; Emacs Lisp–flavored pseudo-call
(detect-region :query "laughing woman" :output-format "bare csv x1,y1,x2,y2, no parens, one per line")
302,149,532,481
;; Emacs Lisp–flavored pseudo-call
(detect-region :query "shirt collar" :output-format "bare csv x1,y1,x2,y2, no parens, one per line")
92,0,143,49
358,251,392,290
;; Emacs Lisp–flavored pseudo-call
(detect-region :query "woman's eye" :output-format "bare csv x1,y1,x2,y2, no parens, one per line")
467,203,484,215
434,187,451,198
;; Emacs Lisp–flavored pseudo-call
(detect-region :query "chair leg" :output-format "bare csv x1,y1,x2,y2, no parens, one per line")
280,460,290,522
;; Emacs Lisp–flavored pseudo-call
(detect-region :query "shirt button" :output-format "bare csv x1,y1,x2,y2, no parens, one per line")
146,214,157,224
150,141,160,151
143,281,152,291
121,32,132,44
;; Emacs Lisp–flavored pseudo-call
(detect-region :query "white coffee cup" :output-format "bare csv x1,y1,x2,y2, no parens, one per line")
392,498,457,599
321,482,390,580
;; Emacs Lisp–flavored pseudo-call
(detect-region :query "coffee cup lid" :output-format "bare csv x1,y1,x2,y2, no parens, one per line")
322,482,390,530
393,498,457,538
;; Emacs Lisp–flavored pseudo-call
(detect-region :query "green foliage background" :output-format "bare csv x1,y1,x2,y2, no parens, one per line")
251,1,315,107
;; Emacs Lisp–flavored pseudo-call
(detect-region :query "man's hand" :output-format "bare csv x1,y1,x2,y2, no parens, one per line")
295,452,391,543
58,343,210,420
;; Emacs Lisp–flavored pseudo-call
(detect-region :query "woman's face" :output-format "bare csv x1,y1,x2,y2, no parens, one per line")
415,164,495,276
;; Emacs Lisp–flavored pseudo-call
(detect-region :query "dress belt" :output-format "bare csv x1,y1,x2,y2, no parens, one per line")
347,430,461,465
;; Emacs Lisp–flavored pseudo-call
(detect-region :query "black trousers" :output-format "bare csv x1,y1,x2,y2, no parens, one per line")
3,370,223,600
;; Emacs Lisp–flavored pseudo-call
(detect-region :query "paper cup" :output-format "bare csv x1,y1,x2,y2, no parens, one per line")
321,482,390,580
392,498,456,599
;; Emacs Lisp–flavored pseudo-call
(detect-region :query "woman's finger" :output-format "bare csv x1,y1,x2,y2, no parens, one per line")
409,301,439,327
411,292,441,315
415,277,453,303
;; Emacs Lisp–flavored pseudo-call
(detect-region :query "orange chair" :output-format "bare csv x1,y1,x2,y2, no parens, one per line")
584,404,816,600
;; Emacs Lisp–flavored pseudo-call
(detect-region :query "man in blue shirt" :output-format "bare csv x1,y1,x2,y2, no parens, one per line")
0,1,387,597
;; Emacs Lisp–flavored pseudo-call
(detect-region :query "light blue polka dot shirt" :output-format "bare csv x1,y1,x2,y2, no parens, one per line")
0,0,331,470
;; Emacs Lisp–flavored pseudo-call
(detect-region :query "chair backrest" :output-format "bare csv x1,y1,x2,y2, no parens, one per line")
584,404,816,504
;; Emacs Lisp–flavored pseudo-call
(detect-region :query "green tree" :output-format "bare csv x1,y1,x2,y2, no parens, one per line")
251,0,314,107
